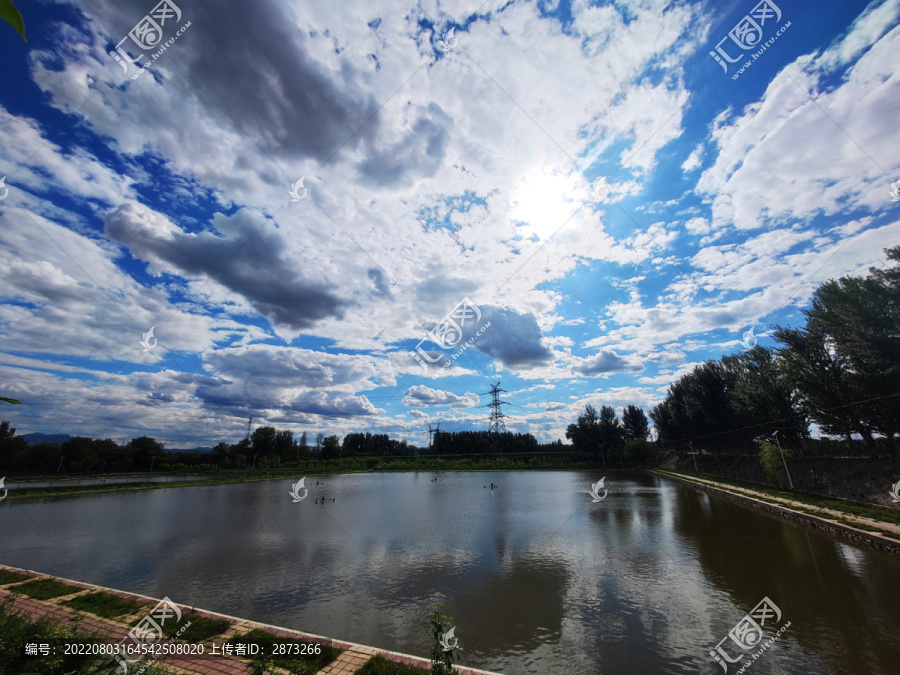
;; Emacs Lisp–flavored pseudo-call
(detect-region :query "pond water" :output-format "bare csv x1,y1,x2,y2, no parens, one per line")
1,470,898,674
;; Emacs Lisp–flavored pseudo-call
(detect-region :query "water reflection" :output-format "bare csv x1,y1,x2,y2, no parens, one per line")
0,471,898,674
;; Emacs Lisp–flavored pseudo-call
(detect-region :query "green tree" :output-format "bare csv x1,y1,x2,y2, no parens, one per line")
774,324,877,452
320,435,340,460
598,405,624,464
251,426,278,457
622,405,649,442
624,439,657,468
126,436,165,471
651,360,743,455
725,346,808,446
805,273,900,447
274,429,294,462
0,421,28,472
566,405,602,463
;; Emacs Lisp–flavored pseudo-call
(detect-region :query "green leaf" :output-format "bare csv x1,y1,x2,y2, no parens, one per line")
0,0,26,42
0,397,22,405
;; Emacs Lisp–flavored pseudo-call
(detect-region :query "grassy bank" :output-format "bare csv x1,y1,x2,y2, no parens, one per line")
0,598,167,674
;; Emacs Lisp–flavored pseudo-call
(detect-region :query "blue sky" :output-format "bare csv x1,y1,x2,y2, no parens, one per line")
1,0,898,447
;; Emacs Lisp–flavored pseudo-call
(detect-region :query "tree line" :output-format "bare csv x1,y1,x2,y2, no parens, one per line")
0,423,573,475
650,246,900,457
564,404,656,466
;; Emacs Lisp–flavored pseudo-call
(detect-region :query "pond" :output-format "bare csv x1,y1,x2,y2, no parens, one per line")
1,470,898,674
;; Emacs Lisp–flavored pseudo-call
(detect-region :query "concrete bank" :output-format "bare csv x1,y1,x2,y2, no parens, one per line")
0,564,502,675
654,470,900,556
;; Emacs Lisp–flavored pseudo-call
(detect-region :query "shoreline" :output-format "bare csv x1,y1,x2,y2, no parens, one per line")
0,563,502,675
654,470,900,556
0,462,612,502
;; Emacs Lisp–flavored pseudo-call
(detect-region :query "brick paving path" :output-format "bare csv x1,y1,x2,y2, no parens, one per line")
0,565,503,675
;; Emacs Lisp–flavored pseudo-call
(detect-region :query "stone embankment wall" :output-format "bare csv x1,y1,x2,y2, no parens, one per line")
657,472,900,556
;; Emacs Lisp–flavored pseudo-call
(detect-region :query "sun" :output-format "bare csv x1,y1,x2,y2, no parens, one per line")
509,169,582,241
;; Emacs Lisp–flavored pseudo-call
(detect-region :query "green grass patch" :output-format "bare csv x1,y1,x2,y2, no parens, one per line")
0,569,30,585
13,578,78,600
229,628,341,673
0,598,113,674
62,591,147,619
163,612,231,642
357,654,430,675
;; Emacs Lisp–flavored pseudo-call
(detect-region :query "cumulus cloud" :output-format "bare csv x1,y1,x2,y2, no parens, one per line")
574,350,642,377
105,203,349,331
474,306,553,368
402,385,479,408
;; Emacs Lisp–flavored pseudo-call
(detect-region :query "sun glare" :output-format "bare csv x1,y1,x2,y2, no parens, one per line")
509,170,583,241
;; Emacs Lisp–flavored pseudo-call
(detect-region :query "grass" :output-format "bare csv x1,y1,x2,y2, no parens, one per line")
62,591,147,619
0,569,30,585
357,654,431,675
0,597,124,674
229,628,342,672
163,612,231,642
12,578,78,600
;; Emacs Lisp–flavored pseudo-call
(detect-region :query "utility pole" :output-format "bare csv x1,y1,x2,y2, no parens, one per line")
689,441,699,474
773,431,796,498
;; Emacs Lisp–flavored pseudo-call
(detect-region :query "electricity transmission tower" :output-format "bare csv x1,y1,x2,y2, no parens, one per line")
483,382,508,433
427,422,441,449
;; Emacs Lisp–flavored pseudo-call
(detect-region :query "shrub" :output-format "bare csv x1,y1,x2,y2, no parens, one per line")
758,441,794,489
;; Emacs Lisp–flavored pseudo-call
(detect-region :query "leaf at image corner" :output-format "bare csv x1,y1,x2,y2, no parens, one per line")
0,0,26,42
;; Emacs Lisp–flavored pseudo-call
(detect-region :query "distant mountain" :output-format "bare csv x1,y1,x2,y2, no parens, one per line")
164,447,213,453
22,432,72,445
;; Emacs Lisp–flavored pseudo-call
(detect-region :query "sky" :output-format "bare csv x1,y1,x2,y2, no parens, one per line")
0,0,898,448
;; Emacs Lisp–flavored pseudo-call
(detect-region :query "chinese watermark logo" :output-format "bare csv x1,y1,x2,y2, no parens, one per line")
413,297,491,373
0,176,8,201
439,626,459,652
889,480,900,502
290,477,308,502
139,326,157,352
588,477,608,502
109,1,191,81
710,1,790,79
710,596,790,673
113,597,189,673
289,177,308,201
890,181,900,202
437,27,457,52
740,326,757,351
591,177,609,201
0,476,7,502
